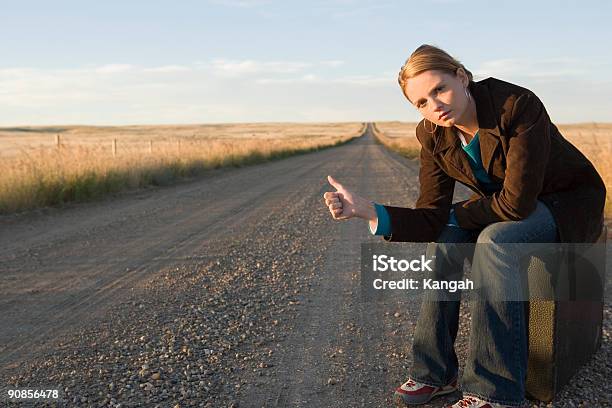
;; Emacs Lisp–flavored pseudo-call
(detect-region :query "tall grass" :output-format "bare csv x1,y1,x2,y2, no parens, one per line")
557,123,612,219
372,122,421,158
374,121,612,218
0,123,365,214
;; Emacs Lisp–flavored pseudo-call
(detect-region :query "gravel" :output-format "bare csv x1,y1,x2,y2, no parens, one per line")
1,129,609,407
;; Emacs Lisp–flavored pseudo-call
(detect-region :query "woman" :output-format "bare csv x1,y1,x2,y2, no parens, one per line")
323,45,606,408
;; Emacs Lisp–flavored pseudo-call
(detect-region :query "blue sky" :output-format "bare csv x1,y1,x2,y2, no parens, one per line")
1,0,610,125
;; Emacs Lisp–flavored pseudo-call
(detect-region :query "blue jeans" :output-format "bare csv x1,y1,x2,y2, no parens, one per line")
409,200,559,406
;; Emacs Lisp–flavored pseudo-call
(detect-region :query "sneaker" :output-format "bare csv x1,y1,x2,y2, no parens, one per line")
449,395,527,407
393,376,458,406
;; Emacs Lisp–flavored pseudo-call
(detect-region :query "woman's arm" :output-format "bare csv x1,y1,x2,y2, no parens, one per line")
381,131,456,242
323,122,456,242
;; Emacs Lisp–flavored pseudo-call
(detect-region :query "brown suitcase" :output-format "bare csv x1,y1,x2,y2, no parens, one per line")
525,225,607,402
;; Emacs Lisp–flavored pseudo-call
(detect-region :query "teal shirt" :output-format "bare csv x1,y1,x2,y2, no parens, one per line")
371,130,502,235
461,131,502,194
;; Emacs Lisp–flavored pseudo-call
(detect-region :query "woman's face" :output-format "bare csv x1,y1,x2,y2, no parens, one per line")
403,69,470,127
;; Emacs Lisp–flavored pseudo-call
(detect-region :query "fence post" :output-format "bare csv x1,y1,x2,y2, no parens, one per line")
149,140,153,154
112,139,117,157
55,134,61,149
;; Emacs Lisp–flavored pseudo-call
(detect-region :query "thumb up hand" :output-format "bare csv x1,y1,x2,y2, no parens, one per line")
323,175,361,220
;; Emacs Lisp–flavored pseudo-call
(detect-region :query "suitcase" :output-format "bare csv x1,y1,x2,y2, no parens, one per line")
525,225,608,402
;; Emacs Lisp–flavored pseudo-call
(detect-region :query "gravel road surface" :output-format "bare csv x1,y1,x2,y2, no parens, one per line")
1,124,610,407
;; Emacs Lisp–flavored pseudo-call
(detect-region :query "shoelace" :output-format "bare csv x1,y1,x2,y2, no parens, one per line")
457,396,481,407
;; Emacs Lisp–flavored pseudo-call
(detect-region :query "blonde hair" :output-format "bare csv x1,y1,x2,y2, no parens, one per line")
398,44,473,100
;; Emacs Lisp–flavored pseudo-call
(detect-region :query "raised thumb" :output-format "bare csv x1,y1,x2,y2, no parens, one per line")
327,175,343,190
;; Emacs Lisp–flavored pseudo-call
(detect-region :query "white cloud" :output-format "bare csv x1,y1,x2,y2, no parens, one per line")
95,64,134,74
0,58,609,125
474,57,595,81
255,74,319,84
320,60,345,68
208,59,313,77
0,60,400,124
254,73,390,86
143,65,192,73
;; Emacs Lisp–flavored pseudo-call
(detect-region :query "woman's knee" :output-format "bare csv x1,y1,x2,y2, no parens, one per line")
476,201,558,244
476,223,507,244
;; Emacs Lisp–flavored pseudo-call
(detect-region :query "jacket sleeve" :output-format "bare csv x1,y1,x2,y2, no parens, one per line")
382,123,456,242
453,92,551,228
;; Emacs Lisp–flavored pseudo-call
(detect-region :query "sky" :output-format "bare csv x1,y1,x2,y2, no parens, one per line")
1,0,611,125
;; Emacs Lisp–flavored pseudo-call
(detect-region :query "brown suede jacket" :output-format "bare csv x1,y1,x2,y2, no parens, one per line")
383,77,606,243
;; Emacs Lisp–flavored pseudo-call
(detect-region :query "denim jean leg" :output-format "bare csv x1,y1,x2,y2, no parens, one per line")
410,225,477,386
461,201,558,406
462,300,528,405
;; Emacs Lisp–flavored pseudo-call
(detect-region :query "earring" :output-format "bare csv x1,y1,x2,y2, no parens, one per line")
465,87,470,100
424,119,438,134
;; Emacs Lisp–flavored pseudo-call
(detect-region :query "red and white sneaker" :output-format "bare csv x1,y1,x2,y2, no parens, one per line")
393,376,458,406
449,395,527,407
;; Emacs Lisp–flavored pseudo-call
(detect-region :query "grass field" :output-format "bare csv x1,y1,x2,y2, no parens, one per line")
0,122,364,214
374,121,612,217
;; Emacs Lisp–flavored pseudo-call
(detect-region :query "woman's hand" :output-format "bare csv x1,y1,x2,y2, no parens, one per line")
323,175,377,222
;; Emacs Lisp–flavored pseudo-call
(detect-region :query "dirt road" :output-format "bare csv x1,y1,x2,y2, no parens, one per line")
1,124,609,407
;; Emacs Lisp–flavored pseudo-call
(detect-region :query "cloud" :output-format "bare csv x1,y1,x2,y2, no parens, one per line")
0,60,399,124
320,60,345,68
95,64,134,74
474,57,600,81
254,72,391,86
143,65,192,73
1,58,606,125
208,59,313,77
255,74,319,84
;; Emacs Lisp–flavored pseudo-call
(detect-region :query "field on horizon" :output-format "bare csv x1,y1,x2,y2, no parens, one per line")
0,122,364,213
0,122,364,157
3,120,609,219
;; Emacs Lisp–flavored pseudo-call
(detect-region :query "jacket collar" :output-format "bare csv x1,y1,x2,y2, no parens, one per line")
430,79,503,194
432,79,501,155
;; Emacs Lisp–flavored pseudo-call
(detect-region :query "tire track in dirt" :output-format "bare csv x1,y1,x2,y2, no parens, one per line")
0,137,360,373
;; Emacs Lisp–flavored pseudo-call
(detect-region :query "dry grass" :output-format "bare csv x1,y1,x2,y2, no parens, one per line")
555,123,612,214
374,121,612,217
0,122,364,214
372,122,421,159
